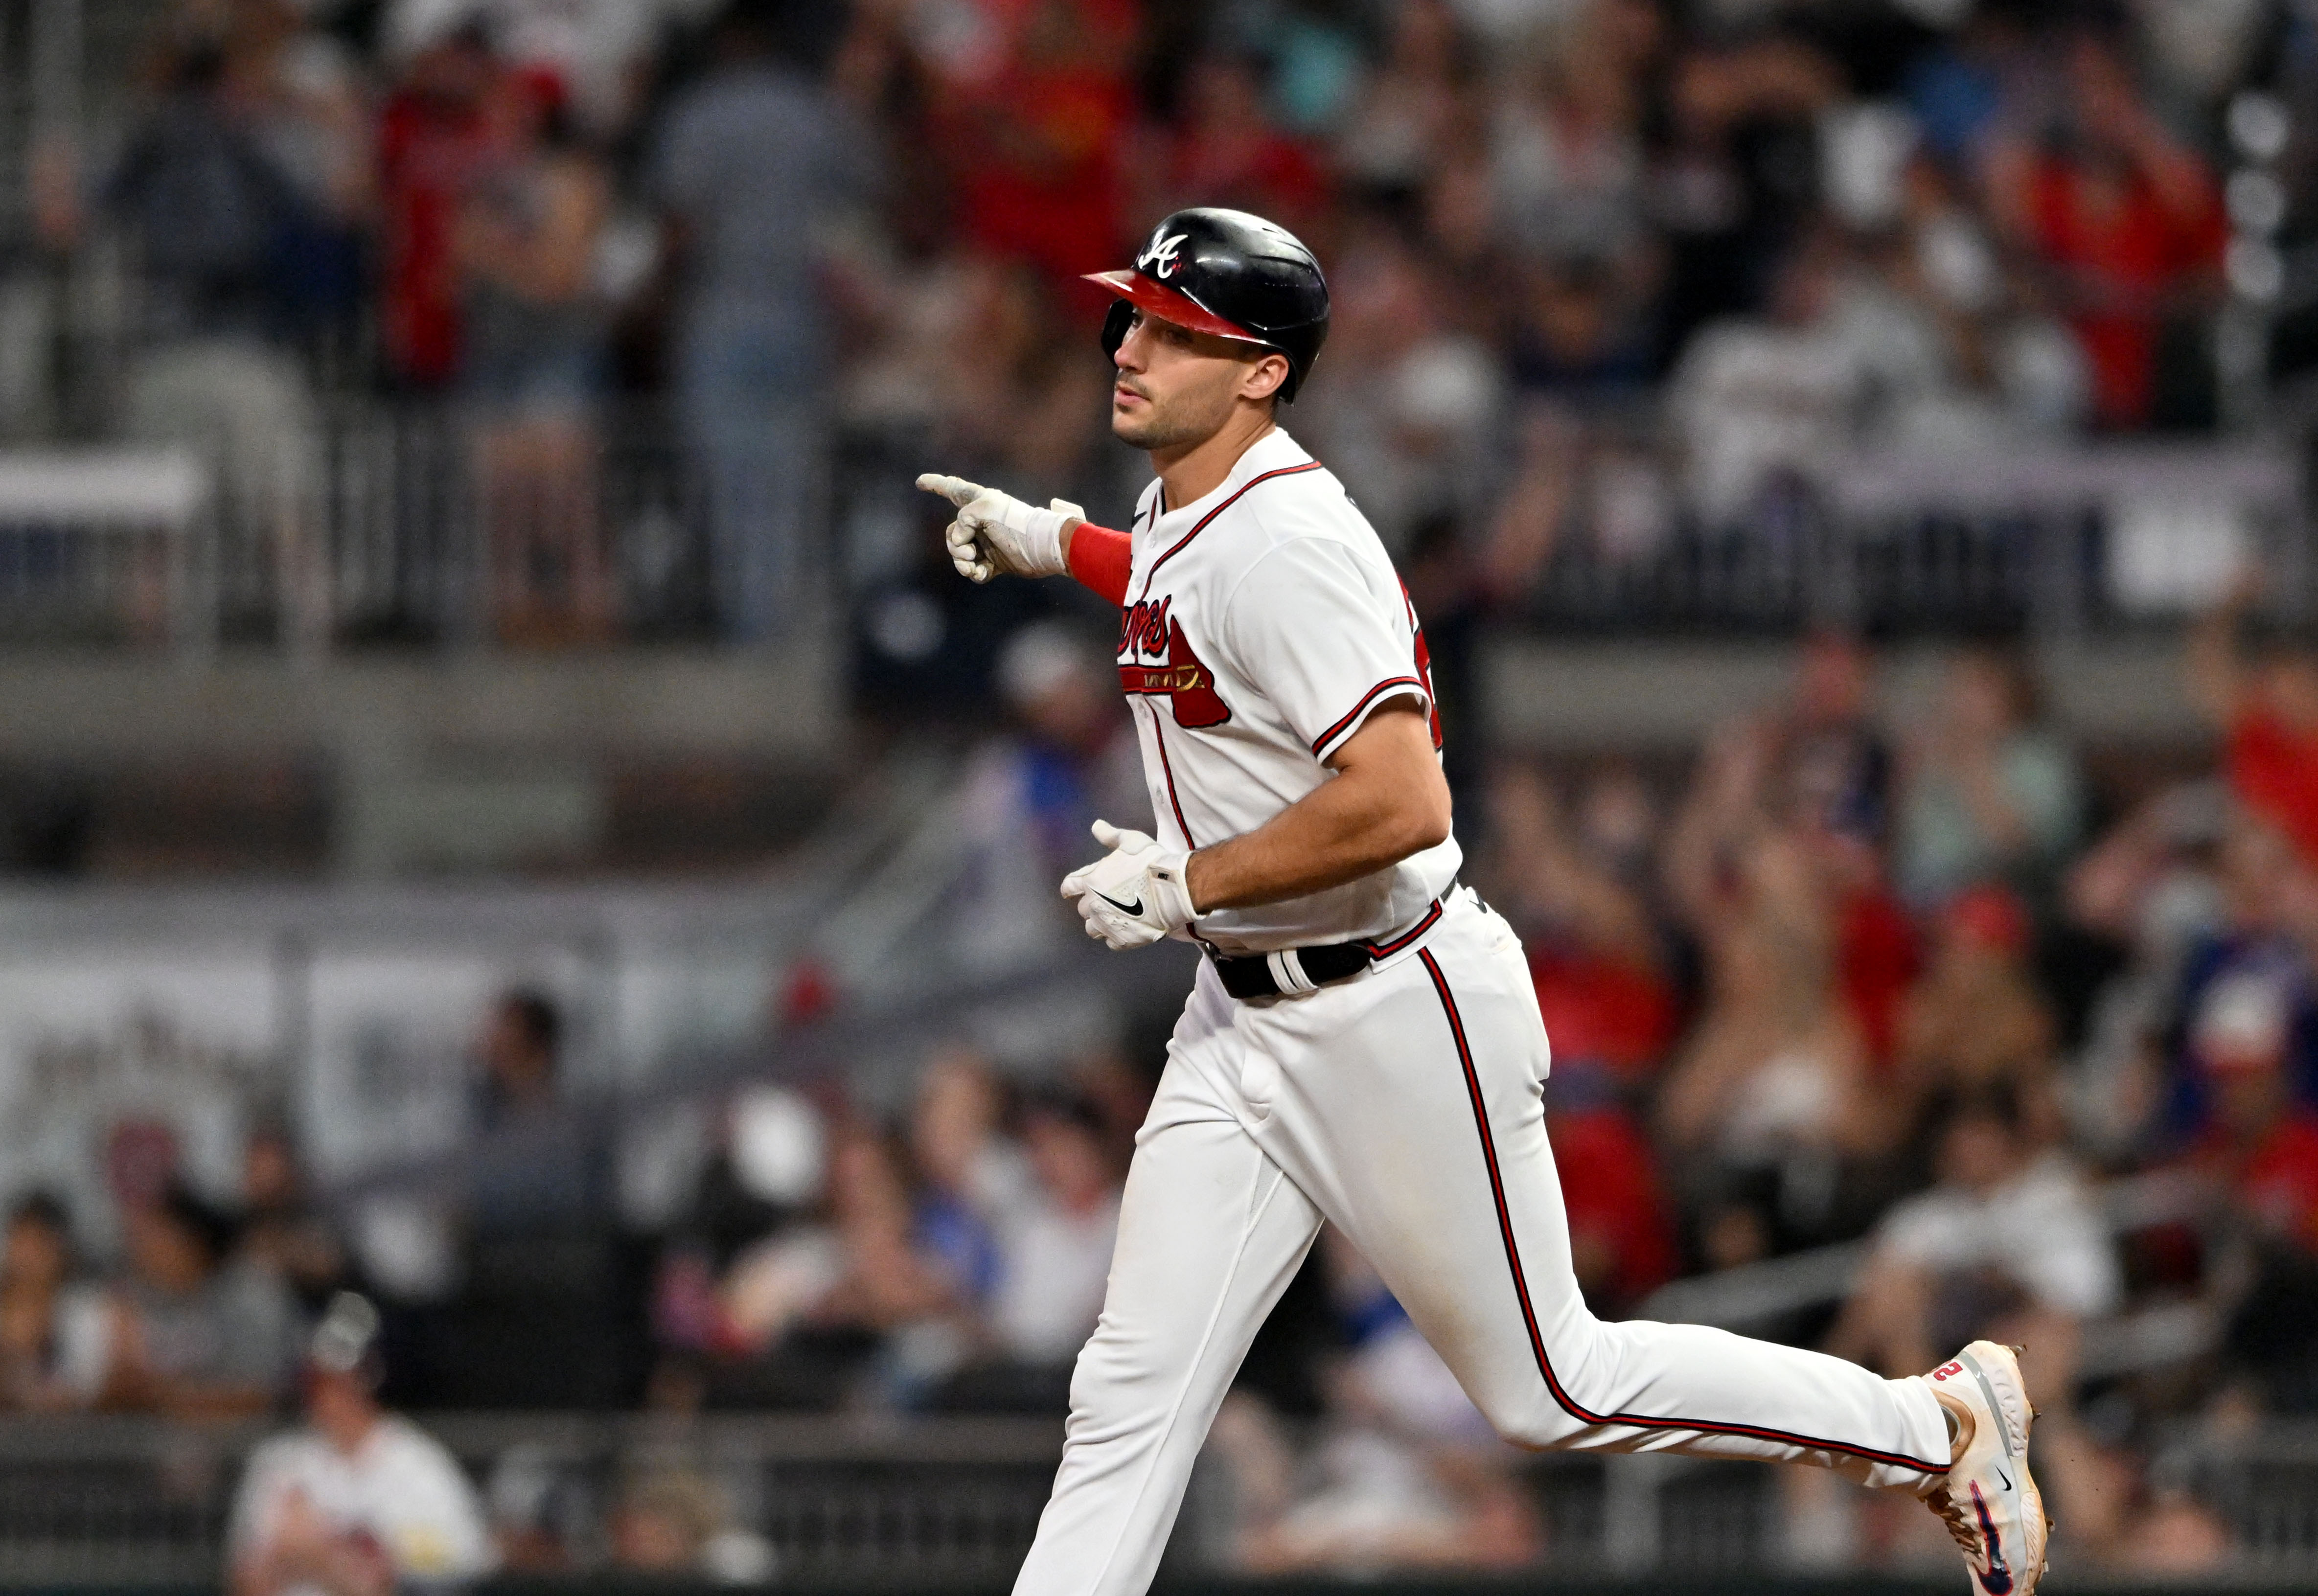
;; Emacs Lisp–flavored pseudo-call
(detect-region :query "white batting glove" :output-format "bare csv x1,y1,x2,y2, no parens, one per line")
1058,820,1200,950
916,473,1081,584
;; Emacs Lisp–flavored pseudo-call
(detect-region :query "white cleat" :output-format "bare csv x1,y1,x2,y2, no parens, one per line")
1923,1341,2051,1596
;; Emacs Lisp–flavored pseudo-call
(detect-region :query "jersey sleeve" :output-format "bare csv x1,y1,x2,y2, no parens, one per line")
1220,536,1428,763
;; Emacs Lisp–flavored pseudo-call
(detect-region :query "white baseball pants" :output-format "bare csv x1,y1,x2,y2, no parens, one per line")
1012,891,1949,1596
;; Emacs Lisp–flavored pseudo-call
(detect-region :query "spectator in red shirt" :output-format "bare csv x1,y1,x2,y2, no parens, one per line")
1831,866,1921,1072
2190,580,2318,868
1986,32,2224,429
378,25,500,389
1487,762,1678,1084
920,0,1142,301
1142,53,1332,246
1547,1089,1678,1314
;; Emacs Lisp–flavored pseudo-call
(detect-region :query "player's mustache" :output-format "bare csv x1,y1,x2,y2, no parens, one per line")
1114,377,1153,402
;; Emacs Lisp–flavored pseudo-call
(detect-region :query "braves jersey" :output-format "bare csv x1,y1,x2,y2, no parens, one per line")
1115,427,1459,954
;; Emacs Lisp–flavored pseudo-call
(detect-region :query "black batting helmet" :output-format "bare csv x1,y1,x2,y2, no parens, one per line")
1085,208,1330,402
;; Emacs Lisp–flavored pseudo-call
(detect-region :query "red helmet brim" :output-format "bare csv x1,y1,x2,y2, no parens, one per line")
1081,270,1271,347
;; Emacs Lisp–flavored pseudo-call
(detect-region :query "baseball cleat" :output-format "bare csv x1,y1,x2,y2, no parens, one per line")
1923,1342,2050,1596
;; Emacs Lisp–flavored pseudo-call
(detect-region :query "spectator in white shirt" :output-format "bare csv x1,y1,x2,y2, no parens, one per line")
932,1090,1124,1413
1828,1080,2118,1398
989,1093,1124,1367
230,1294,495,1596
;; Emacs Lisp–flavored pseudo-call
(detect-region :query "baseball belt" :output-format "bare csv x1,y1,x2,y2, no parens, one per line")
1207,886,1454,1001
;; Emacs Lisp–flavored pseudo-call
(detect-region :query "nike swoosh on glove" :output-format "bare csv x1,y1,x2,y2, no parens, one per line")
1058,820,1200,950
916,473,1081,583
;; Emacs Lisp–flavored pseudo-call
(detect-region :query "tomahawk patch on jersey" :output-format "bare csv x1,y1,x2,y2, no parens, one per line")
1112,428,1459,956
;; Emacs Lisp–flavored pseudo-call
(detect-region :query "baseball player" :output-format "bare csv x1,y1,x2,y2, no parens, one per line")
918,207,2047,1596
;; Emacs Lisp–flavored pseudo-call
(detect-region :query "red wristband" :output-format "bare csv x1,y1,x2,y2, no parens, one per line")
1066,522,1133,605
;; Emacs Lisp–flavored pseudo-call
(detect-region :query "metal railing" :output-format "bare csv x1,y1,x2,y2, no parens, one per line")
0,1413,1067,1585
1519,440,2308,638
0,446,211,648
0,393,891,653
0,395,2301,655
5,1411,2318,1584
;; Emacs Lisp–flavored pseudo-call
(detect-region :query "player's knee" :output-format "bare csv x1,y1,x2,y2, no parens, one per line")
1478,1391,1591,1452
1472,1315,1615,1450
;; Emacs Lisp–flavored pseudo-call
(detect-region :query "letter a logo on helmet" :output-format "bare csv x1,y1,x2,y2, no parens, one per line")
1138,229,1189,279
1087,207,1331,402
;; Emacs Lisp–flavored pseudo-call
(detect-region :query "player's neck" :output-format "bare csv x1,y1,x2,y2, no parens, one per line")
1152,409,1277,513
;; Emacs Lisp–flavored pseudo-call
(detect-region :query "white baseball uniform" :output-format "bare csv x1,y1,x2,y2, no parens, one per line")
1015,428,1950,1596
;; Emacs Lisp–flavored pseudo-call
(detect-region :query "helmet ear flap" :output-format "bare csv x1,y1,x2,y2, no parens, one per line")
1100,299,1135,363
1275,353,1302,404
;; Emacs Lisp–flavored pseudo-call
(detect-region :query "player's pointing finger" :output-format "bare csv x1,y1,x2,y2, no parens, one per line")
915,473,984,508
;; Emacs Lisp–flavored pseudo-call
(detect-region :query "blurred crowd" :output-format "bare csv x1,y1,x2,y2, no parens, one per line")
36,0,2304,644
6,591,2318,1578
10,0,2318,1579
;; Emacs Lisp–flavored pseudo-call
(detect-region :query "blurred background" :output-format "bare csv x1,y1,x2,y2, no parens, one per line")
0,0,2316,1590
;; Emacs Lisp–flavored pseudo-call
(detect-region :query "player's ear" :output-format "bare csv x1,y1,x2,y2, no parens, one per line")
1241,351,1289,405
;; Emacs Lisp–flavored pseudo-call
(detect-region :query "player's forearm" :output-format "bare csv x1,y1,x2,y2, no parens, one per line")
1186,796,1431,911
1186,708,1450,912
